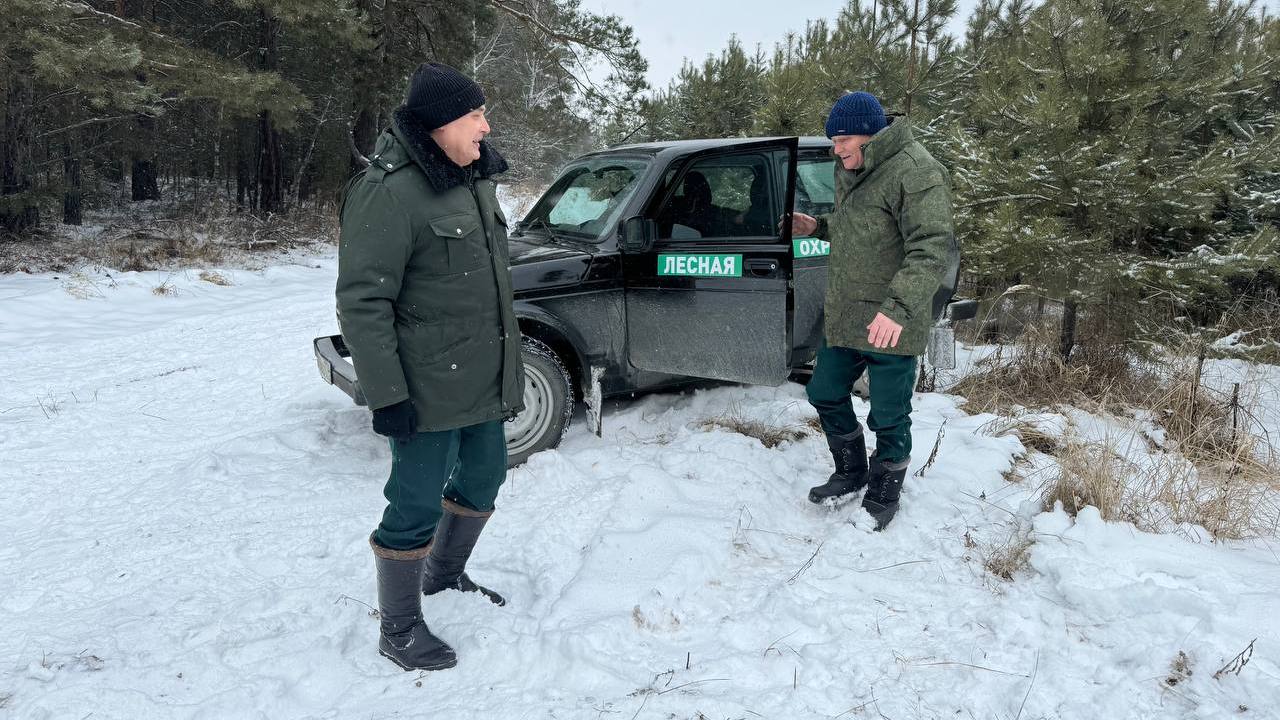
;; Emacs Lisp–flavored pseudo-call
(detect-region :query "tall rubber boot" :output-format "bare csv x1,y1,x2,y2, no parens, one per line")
421,499,506,606
371,534,458,671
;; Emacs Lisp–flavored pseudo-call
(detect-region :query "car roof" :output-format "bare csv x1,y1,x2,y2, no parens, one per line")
592,136,832,158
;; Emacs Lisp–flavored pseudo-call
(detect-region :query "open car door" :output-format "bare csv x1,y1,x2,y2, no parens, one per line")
622,137,798,386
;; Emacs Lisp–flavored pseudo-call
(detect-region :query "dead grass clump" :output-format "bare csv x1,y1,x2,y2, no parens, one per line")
981,530,1034,581
1153,353,1274,466
1207,292,1280,365
959,314,1279,539
1039,437,1125,519
198,270,232,286
1035,431,1280,539
1131,449,1280,540
107,228,230,272
981,415,1062,456
700,411,810,449
1166,651,1193,687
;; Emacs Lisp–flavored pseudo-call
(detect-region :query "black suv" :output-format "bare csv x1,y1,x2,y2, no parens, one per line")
315,136,975,465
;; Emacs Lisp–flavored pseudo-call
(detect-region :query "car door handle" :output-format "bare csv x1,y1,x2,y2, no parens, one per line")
745,258,779,277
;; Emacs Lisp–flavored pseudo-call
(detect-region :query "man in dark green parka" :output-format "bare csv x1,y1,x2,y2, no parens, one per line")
791,91,956,530
336,63,524,672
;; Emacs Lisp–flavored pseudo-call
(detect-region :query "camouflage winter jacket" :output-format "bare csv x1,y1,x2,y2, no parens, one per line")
812,117,956,356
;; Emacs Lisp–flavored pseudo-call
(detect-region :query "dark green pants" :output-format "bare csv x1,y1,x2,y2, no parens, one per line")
373,419,508,551
806,343,917,463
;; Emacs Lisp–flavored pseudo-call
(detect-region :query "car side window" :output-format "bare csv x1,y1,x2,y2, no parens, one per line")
795,152,835,219
655,154,774,241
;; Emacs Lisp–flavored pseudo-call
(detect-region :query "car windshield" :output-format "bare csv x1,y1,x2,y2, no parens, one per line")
520,156,650,242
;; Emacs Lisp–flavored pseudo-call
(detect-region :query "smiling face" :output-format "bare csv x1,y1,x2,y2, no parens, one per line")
430,107,490,167
831,134,874,170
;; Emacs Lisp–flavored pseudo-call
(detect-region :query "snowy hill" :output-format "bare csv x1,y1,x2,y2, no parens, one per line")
1,256,1277,719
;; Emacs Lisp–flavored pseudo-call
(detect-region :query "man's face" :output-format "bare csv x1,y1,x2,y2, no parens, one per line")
832,134,873,170
430,107,490,167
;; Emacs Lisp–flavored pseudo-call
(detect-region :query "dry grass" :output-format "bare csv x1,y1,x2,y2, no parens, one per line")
958,312,1280,539
1029,430,1280,540
151,278,177,296
1207,292,1280,365
980,415,1062,456
700,409,812,449
198,270,232,286
1155,353,1275,465
1038,436,1126,519
952,322,1144,416
1166,651,1194,687
0,202,338,274
981,529,1034,581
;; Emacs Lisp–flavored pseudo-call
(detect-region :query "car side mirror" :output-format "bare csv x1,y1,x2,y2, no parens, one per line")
619,216,657,254
945,298,978,323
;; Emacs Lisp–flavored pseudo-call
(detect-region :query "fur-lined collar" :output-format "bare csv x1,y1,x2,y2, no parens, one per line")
391,106,508,193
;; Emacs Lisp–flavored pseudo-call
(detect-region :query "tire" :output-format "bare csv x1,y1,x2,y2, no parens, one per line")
504,337,574,467
852,374,870,400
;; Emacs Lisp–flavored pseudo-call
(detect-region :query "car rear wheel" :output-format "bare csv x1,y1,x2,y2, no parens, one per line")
504,337,574,467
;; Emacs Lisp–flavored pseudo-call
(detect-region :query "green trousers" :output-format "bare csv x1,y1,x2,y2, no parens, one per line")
373,419,508,551
805,342,917,463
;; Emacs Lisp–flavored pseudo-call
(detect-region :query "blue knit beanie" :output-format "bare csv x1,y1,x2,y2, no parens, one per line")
824,91,887,138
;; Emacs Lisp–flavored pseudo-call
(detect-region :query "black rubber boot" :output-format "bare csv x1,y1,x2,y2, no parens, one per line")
371,534,458,671
808,428,869,504
422,499,506,607
861,456,910,530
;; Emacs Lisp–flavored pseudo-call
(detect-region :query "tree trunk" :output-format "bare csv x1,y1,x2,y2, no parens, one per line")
117,1,161,202
131,153,160,201
1059,297,1079,362
256,7,284,213
236,121,250,210
350,0,389,174
257,109,283,212
63,139,82,226
1,76,39,235
904,0,920,116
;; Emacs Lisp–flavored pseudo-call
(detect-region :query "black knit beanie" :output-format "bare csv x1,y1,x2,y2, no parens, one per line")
404,62,486,130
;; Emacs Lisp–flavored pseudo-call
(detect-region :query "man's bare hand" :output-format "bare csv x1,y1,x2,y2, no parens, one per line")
866,312,903,349
783,212,818,236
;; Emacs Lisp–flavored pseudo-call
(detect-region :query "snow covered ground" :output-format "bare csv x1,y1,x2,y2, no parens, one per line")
2,255,1278,719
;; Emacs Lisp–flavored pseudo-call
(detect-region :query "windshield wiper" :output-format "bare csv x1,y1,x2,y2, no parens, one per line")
520,216,556,238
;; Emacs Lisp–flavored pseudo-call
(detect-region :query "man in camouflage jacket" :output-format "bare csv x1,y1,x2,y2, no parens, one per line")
791,91,956,530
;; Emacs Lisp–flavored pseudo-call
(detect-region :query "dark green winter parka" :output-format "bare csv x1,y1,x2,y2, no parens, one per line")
812,117,956,356
336,107,524,432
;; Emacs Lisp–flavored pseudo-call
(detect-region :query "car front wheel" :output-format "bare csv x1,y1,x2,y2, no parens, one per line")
504,337,574,467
